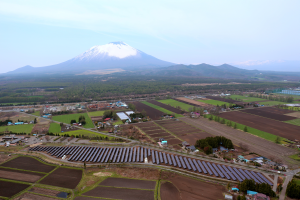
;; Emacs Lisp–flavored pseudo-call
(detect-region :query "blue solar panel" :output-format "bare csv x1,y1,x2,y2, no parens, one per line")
122,148,127,162
256,172,273,186
112,148,119,163
201,161,212,175
192,159,202,173
152,150,155,164
163,153,168,164
148,148,151,156
73,147,84,161
155,151,160,165
109,148,116,162
91,148,101,162
82,147,93,161
243,169,260,183
128,148,133,162
171,155,176,167
238,169,251,180
136,147,140,162
249,171,265,184
159,152,163,163
117,148,123,163
226,166,242,182
233,167,245,181
86,147,97,162
125,148,129,162
100,148,109,162
144,148,147,158
140,147,143,162
217,164,229,179
54,147,64,156
179,157,186,169
207,162,219,177
57,147,70,158
188,158,196,171
221,165,236,181
78,147,89,161
166,154,172,165
104,148,112,163
183,157,191,170
65,146,75,155
175,156,181,168
132,147,136,162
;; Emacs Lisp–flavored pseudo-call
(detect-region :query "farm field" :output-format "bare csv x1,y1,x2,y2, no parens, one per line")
0,180,30,198
131,101,164,120
160,182,180,200
240,108,297,121
0,124,34,133
206,96,241,104
0,168,44,183
219,111,300,141
158,99,192,111
198,99,231,107
52,113,94,128
99,177,156,189
40,167,82,189
14,192,58,200
259,107,295,115
88,110,106,117
230,94,266,102
48,123,61,133
32,111,41,116
147,100,182,114
176,97,209,107
180,117,297,166
142,101,183,118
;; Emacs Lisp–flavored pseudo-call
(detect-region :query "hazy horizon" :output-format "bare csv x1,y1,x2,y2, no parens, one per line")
0,0,299,73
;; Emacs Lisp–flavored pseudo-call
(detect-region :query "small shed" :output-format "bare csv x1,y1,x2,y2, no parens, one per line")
182,141,190,147
186,145,196,152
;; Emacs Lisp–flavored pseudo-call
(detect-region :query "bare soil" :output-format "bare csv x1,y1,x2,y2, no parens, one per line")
0,180,30,198
148,100,183,114
109,167,160,180
179,132,212,145
240,108,296,121
160,181,181,200
1,156,55,173
29,187,61,197
0,169,43,183
84,186,154,200
161,171,226,200
39,167,82,189
99,177,156,189
131,101,164,120
13,192,57,200
219,111,300,141
176,97,209,107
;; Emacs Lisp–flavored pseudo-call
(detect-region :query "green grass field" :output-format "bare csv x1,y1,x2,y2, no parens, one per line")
32,111,40,116
158,99,192,111
289,154,300,161
113,120,123,125
88,110,107,117
258,101,286,106
59,129,115,139
285,118,300,126
49,123,61,133
52,113,94,128
206,114,286,143
229,95,266,102
198,99,231,107
0,124,34,133
142,101,183,118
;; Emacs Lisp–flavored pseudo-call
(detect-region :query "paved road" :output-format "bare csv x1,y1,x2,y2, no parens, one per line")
181,117,299,167
273,174,278,192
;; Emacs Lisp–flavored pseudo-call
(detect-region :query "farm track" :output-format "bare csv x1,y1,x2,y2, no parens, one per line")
180,117,299,167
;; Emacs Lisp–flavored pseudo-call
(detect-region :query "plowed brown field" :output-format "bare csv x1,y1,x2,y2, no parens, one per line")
240,108,296,121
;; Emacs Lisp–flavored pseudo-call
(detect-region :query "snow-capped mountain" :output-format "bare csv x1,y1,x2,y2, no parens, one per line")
8,42,174,74
232,60,300,72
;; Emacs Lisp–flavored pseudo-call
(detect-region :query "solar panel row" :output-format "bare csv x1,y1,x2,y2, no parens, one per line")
31,146,273,185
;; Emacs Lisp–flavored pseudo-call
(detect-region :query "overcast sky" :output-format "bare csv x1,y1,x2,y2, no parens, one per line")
0,0,299,73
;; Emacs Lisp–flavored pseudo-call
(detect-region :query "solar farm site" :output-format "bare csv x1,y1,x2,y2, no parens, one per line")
30,145,273,185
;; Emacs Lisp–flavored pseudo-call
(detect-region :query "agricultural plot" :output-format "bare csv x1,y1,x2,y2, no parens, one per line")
52,113,94,128
158,99,193,111
131,101,164,120
99,177,156,189
240,108,297,121
88,110,106,117
259,101,285,106
0,180,30,198
219,111,300,141
1,156,55,173
40,167,82,189
206,96,241,104
0,124,34,133
230,95,266,102
0,168,44,183
142,101,183,118
175,97,209,107
48,123,61,133
32,111,41,116
285,119,300,126
14,192,57,200
147,100,183,114
160,182,180,200
30,187,64,197
259,107,295,115
198,99,231,107
135,122,176,142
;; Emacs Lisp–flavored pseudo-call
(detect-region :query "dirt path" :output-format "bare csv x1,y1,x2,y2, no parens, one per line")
180,117,299,167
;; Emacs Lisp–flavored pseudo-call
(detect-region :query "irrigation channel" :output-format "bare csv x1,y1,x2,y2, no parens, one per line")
30,145,273,185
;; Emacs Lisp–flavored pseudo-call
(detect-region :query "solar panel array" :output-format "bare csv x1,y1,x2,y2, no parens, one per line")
29,145,272,185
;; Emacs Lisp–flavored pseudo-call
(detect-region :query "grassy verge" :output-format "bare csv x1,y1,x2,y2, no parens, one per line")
142,101,183,118
0,124,34,134
49,123,61,133
88,110,107,117
289,154,300,161
205,114,287,143
285,118,300,126
32,111,41,116
198,99,231,107
52,113,94,128
158,99,192,111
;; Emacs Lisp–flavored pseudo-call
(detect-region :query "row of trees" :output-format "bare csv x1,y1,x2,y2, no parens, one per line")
195,136,234,154
249,93,294,103
0,119,12,126
238,179,276,197
206,115,249,132
286,179,300,199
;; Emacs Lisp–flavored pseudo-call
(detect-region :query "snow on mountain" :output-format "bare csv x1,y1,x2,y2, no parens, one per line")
74,42,138,60
8,42,174,74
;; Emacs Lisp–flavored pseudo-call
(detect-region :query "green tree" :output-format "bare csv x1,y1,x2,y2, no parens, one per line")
233,123,237,129
275,136,281,144
243,126,248,132
70,119,76,124
34,118,37,124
